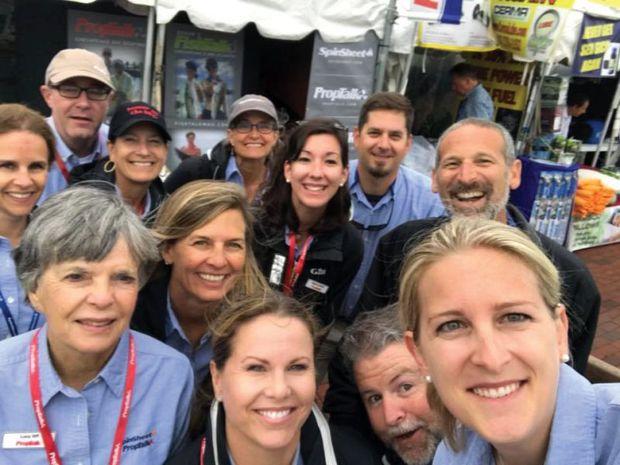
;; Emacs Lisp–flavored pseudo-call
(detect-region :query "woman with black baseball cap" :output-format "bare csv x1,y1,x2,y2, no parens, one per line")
69,101,170,223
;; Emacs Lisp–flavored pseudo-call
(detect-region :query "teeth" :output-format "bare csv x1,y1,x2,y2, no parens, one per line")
472,382,520,399
198,273,225,282
7,192,33,199
258,409,291,419
131,161,154,166
456,191,484,200
304,185,325,191
80,319,112,327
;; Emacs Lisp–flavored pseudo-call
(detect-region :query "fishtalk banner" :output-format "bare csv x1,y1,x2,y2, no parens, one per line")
305,31,378,129
572,14,620,78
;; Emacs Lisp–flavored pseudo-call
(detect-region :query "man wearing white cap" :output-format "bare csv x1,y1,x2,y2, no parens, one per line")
39,48,115,202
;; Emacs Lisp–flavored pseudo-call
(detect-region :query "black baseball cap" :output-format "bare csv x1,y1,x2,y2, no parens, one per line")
109,101,171,141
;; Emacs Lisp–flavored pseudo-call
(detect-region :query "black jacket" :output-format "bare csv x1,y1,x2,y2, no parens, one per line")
164,403,381,465
131,268,171,341
69,156,167,225
164,139,230,193
252,222,363,326
357,205,600,374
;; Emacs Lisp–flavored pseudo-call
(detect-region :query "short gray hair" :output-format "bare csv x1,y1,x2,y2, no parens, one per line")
14,186,160,294
436,118,516,167
340,305,404,372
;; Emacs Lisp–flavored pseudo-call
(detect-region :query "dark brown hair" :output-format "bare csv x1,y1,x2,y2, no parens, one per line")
357,91,414,132
0,103,55,165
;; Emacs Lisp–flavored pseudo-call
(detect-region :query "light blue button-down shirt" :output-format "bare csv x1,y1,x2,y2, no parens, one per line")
164,292,213,382
456,84,494,121
39,116,109,204
342,160,445,317
0,326,194,465
0,236,44,339
433,363,620,465
224,154,244,185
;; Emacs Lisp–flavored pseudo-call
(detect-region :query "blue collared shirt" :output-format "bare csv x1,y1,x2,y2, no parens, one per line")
224,154,244,186
0,325,194,465
433,364,620,465
456,84,494,121
0,237,44,339
342,161,445,317
113,185,152,219
39,116,109,204
164,291,213,382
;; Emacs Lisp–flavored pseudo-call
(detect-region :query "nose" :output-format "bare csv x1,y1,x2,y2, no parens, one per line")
74,89,92,107
382,395,406,426
135,139,150,156
309,159,324,178
377,133,390,151
470,327,511,372
86,278,114,308
265,370,292,399
13,168,35,188
457,161,478,184
206,244,227,268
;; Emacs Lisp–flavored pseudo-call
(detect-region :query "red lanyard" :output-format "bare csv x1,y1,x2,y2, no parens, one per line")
282,232,313,296
29,329,137,465
53,151,71,183
200,436,206,465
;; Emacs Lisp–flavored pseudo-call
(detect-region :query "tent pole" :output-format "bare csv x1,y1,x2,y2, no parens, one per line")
398,22,419,94
141,4,155,103
374,0,397,92
593,78,620,167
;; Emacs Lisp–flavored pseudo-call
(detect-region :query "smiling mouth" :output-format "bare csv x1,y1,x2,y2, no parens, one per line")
129,161,156,167
303,184,326,192
76,318,115,328
197,273,226,282
6,191,36,199
470,381,523,399
453,191,485,202
256,408,294,420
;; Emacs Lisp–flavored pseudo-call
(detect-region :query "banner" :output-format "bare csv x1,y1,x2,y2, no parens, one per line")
572,15,620,77
163,24,243,170
305,32,378,130
417,0,496,51
490,0,574,61
67,10,147,117
405,0,463,24
573,0,620,20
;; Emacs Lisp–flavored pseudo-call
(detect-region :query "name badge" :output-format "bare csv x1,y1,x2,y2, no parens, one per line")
3,432,54,449
269,254,286,286
305,279,329,294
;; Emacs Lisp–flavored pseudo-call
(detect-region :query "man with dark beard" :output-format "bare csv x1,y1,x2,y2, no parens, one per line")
325,306,442,465
342,92,444,319
358,117,600,375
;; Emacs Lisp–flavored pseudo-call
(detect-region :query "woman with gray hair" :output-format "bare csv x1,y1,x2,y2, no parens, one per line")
0,186,194,465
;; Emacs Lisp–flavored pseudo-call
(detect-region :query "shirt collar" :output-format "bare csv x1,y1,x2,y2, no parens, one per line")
38,325,129,403
113,184,152,218
225,154,244,185
164,290,211,346
46,116,107,164
349,163,397,209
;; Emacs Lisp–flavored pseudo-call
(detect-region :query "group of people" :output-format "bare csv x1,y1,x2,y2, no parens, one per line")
0,46,617,465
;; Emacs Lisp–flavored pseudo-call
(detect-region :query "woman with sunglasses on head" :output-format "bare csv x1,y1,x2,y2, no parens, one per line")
131,180,269,383
253,119,362,337
165,291,380,465
69,101,169,223
400,217,620,465
164,94,280,203
0,104,54,340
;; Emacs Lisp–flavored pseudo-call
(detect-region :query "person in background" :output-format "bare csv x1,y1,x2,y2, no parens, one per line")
165,291,381,465
184,60,203,119
0,103,54,340
39,48,114,202
179,131,202,158
69,101,169,223
201,57,227,120
0,186,193,464
360,118,600,375
342,92,444,318
450,62,494,121
110,59,134,111
560,92,590,138
326,306,442,465
131,180,268,382
401,217,620,465
165,94,279,203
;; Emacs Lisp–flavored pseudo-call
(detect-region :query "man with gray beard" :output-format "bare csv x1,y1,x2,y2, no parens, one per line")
325,306,442,465
357,118,600,375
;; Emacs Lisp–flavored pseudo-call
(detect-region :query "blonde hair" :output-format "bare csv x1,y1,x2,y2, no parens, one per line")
152,180,268,298
398,217,561,450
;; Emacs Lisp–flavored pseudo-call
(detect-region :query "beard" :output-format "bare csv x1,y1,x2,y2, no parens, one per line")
441,176,510,220
381,418,443,465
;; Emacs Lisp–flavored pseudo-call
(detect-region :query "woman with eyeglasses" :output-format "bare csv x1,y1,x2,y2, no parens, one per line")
164,94,280,203
0,104,54,340
69,101,169,223
252,118,363,356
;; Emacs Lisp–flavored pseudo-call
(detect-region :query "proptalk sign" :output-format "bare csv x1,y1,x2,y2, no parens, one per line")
572,14,620,77
305,31,378,129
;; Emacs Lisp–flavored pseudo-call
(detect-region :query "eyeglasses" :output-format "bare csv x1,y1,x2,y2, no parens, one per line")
350,195,395,231
50,84,111,101
233,121,278,134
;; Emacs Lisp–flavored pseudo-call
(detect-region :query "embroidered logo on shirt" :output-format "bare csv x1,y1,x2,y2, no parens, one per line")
309,268,327,276
122,430,156,453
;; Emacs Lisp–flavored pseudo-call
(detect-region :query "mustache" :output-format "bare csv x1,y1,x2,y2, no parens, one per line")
384,418,427,440
448,180,492,196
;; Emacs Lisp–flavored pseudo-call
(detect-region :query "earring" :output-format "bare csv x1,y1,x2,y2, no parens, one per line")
103,160,116,173
424,375,432,383
285,178,291,183
561,353,570,363
339,182,344,187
